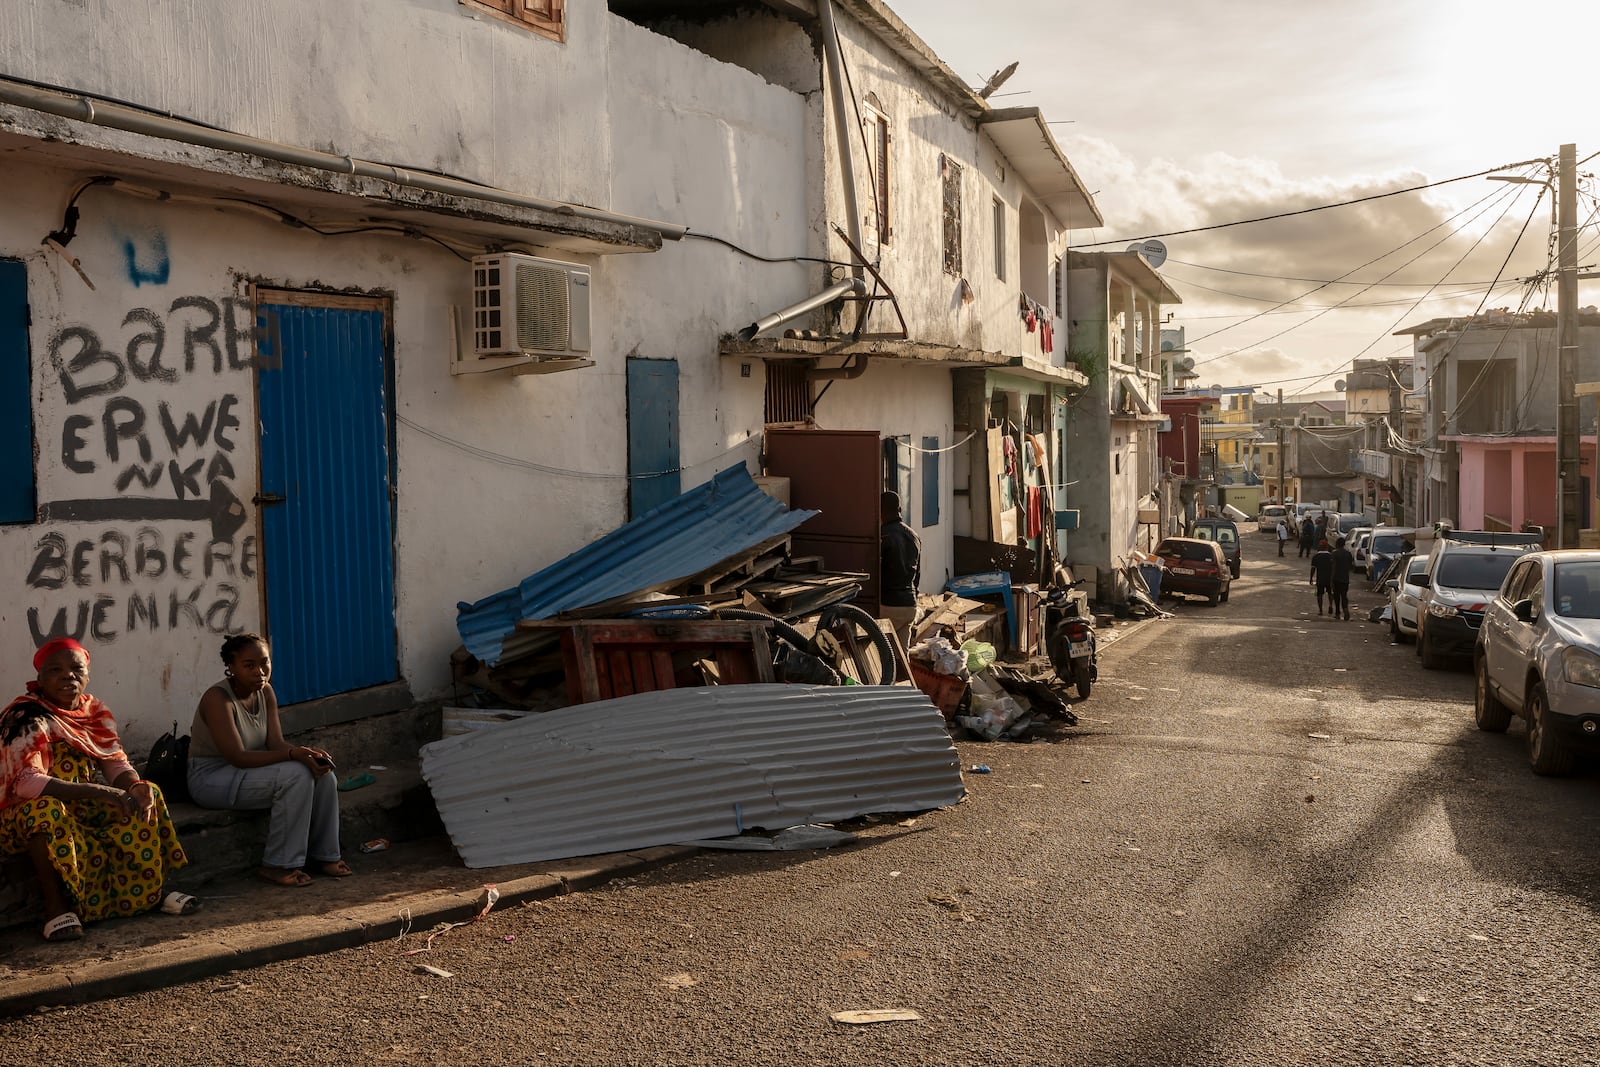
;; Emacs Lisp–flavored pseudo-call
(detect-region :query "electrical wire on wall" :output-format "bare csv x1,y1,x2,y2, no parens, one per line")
397,414,761,482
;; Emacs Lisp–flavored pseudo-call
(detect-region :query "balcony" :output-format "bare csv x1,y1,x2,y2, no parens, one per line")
1354,450,1391,479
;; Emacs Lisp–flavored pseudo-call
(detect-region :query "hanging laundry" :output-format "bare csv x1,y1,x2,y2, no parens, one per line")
1026,485,1043,539
1001,434,1018,478
1040,318,1053,353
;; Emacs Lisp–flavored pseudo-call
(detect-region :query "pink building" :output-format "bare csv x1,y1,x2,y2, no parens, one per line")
1446,435,1596,533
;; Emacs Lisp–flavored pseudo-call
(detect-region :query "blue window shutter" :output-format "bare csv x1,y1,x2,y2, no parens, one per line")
0,261,34,523
921,436,940,527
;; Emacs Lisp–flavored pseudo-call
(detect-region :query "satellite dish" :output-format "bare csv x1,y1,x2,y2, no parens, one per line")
1334,379,1347,392
1127,239,1167,269
1179,356,1196,372
1207,384,1223,397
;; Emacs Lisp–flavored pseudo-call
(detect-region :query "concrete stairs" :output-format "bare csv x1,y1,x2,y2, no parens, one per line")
0,703,447,929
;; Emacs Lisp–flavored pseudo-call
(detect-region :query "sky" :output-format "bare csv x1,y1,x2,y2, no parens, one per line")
894,0,1600,398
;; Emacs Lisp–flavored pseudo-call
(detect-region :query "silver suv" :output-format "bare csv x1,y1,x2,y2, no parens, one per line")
1415,533,1542,669
1475,550,1600,775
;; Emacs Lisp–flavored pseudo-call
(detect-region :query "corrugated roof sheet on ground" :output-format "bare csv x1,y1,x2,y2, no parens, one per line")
455,464,818,666
420,684,965,868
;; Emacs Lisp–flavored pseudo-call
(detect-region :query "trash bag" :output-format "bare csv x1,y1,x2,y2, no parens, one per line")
960,639,996,675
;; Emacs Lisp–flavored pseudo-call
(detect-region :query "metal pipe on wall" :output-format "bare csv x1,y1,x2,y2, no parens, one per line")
0,78,689,241
816,0,866,280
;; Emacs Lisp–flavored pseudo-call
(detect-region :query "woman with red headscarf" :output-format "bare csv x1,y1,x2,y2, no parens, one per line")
0,639,196,941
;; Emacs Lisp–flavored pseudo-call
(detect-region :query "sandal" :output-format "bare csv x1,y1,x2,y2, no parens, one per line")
159,890,202,915
257,867,313,888
318,859,354,878
42,912,84,942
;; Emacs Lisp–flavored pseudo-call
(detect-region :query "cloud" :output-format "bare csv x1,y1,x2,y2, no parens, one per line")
1064,137,1557,389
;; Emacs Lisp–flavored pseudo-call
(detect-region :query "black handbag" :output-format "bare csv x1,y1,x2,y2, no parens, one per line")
142,721,191,803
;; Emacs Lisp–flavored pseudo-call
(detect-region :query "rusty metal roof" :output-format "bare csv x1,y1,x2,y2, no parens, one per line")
420,684,965,867
455,464,818,666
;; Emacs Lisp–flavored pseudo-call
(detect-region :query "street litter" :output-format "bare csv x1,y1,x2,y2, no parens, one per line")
414,965,454,979
360,838,391,854
686,824,858,851
831,1009,923,1025
422,684,963,867
474,885,500,919
661,973,699,989
337,772,376,792
1308,733,1332,740
969,764,992,774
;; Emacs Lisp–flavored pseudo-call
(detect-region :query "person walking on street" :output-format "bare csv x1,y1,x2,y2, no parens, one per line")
1330,536,1355,620
879,491,922,656
1276,518,1290,556
1298,516,1315,558
1309,540,1334,615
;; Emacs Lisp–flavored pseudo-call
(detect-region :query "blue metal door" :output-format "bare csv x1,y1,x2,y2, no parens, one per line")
0,261,33,523
256,293,397,705
627,358,680,518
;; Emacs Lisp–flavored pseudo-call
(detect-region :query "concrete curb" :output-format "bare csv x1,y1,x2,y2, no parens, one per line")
0,845,698,1016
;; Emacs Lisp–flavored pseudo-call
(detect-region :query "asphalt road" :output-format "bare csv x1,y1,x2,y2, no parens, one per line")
9,545,1600,1066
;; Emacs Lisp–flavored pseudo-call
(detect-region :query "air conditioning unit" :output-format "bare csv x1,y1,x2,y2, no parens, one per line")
471,253,591,359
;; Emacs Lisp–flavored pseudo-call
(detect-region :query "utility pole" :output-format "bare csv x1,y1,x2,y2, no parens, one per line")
1557,143,1580,548
1277,387,1286,504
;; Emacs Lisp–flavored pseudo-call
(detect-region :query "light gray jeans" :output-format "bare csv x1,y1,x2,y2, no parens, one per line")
188,756,341,870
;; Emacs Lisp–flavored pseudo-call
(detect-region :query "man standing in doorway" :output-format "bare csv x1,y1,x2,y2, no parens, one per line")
880,491,922,657
1330,535,1355,621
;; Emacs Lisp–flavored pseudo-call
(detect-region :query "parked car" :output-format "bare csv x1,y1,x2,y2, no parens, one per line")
1190,518,1241,578
1346,528,1373,565
1367,528,1419,582
1474,550,1600,775
1154,537,1231,606
1386,554,1428,642
1328,513,1371,537
1258,505,1288,535
1415,534,1543,669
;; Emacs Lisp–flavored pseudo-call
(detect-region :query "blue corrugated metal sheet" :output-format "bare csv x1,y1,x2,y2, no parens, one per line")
456,464,817,666
420,683,965,867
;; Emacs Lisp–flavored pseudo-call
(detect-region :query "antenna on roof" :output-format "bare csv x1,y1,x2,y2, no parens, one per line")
977,62,1019,100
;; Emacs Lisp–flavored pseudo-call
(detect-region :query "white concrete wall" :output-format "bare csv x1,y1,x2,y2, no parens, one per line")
0,12,808,751
3,0,613,207
807,362,955,592
826,12,1068,362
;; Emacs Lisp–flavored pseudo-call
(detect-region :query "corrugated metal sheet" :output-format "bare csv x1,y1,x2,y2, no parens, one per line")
420,684,965,868
456,465,817,666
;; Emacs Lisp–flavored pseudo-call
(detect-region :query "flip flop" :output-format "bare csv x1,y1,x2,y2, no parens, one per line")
42,912,83,942
318,859,354,878
258,867,313,887
159,891,202,915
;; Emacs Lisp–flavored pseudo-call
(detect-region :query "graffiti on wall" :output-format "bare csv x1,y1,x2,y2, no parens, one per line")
28,293,258,645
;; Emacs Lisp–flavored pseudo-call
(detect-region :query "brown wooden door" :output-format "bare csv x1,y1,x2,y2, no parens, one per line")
764,429,883,614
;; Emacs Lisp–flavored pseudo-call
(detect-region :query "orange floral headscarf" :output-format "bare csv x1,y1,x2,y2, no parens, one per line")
0,682,127,809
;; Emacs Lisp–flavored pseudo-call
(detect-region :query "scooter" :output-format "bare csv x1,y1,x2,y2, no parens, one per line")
1043,580,1097,699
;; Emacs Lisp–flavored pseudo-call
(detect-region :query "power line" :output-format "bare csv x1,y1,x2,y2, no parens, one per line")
1075,156,1550,247
1193,177,1531,369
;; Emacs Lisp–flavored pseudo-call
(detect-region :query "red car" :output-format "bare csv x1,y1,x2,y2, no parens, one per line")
1155,537,1232,606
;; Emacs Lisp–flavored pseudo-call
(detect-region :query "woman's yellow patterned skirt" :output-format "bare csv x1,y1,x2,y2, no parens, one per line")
0,741,187,921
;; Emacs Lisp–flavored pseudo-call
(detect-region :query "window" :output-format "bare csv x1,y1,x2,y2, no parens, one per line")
921,437,940,528
863,95,892,248
461,0,565,42
992,197,1006,281
763,361,813,424
0,260,34,523
883,435,912,510
941,155,962,275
